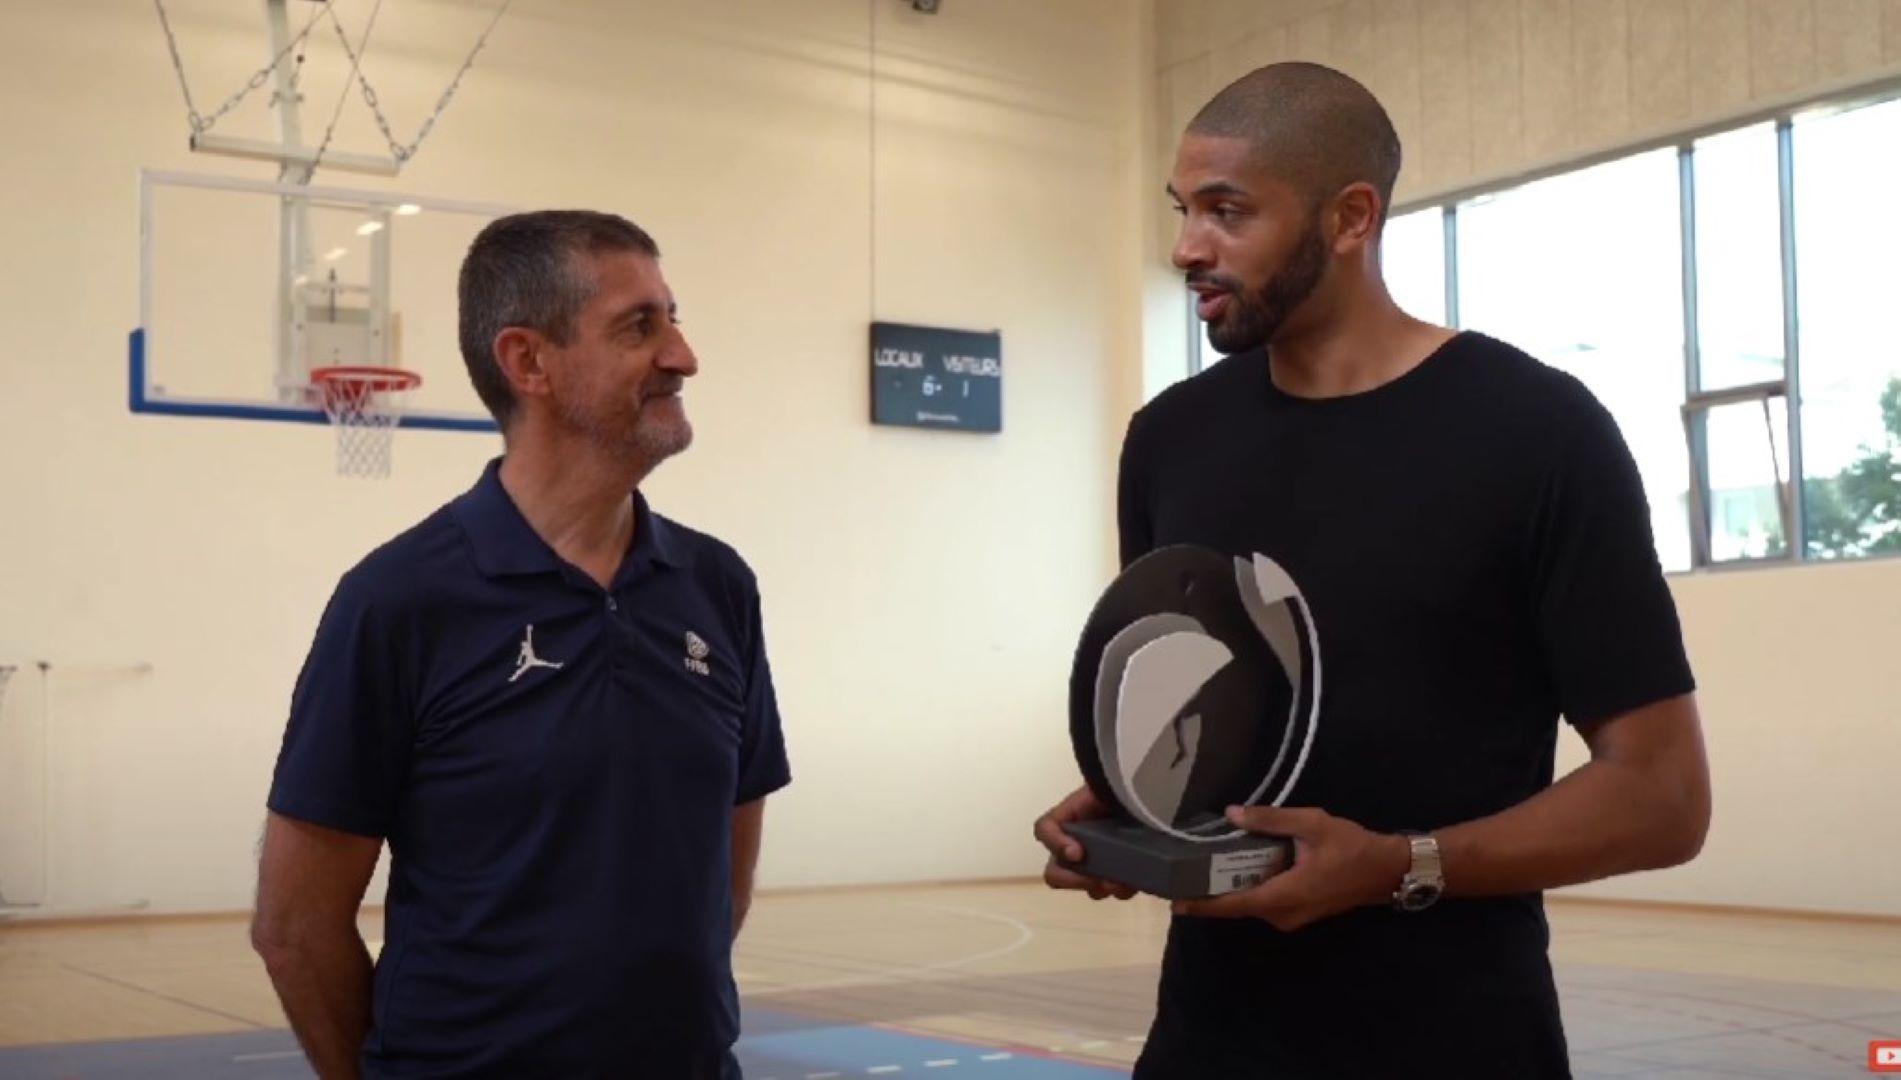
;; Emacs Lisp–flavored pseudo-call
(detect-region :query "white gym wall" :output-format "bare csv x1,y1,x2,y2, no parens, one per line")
7,0,1895,923
0,0,1148,916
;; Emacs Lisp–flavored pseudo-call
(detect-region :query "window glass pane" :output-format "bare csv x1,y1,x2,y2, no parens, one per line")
1456,149,1692,572
1193,305,1218,374
1383,207,1446,325
1794,96,1901,560
1692,123,1786,393
1700,398,1792,562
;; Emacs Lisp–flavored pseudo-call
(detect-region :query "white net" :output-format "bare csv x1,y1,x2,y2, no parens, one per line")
313,367,420,478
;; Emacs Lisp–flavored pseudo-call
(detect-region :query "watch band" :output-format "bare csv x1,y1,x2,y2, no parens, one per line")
1392,832,1445,912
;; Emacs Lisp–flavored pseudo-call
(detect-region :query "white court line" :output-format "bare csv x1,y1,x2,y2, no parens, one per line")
867,1068,903,1075
805,1073,843,1079
924,1061,958,1069
979,1052,1012,1062
737,949,933,997
231,1051,304,1062
909,905,1036,973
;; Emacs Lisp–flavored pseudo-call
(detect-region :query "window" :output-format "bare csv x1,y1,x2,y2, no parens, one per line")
1793,96,1901,559
1700,398,1792,561
1456,150,1693,572
1192,307,1218,375
1383,208,1446,326
1692,124,1786,394
1682,122,1796,566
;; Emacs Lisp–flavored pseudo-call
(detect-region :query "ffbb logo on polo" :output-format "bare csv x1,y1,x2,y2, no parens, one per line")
684,631,711,676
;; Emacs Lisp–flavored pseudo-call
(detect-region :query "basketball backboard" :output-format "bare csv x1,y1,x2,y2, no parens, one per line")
132,168,512,432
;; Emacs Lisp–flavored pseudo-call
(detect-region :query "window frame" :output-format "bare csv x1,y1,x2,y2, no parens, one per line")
1373,81,1901,575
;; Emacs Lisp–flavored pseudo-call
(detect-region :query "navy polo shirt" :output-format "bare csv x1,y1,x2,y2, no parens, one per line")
267,458,791,1077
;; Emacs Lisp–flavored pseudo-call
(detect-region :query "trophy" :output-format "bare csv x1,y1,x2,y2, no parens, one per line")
1059,544,1323,899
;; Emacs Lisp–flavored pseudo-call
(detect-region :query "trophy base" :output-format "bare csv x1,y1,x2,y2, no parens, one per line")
1061,817,1293,900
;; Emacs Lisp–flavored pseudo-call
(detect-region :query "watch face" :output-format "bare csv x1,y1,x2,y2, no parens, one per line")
1399,882,1443,912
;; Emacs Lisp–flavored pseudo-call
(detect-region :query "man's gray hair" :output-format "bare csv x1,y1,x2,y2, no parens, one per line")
457,210,660,427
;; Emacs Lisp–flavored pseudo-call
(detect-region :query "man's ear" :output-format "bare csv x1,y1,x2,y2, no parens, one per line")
493,327,550,402
1329,181,1384,256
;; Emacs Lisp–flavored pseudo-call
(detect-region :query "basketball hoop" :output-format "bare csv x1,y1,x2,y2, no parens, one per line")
310,366,421,478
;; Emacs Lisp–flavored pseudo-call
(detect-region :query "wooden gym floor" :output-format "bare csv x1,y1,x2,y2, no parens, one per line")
2,881,1899,1077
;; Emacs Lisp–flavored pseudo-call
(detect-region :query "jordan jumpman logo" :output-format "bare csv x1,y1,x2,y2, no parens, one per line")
509,625,564,683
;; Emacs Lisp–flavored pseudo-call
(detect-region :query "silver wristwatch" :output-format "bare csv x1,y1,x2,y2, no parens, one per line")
1392,833,1444,913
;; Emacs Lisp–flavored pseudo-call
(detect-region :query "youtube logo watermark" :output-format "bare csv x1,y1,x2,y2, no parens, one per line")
1872,1040,1901,1072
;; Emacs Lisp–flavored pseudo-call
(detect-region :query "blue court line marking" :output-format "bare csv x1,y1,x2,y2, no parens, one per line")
0,1009,1129,1078
126,328,498,433
737,1010,1127,1078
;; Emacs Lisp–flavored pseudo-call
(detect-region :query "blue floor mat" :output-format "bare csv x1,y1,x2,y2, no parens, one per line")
0,1008,1128,1078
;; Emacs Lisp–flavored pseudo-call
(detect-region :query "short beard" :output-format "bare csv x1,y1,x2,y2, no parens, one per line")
556,388,693,468
1204,213,1329,356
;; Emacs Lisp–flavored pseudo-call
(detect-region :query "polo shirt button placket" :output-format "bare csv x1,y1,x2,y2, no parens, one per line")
603,590,637,681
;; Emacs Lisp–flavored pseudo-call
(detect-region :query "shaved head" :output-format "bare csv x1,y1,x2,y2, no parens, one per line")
1187,62,1401,224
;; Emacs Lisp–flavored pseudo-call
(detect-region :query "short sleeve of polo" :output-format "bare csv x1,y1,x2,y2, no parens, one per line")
266,572,415,837
734,585,791,806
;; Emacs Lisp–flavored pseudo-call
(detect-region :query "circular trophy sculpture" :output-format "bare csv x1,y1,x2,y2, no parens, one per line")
1061,544,1322,898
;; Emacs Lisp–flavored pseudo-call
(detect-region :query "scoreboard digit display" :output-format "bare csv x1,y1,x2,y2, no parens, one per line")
869,321,1002,434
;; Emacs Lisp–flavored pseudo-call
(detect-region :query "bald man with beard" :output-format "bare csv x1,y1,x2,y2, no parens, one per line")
1035,64,1711,1080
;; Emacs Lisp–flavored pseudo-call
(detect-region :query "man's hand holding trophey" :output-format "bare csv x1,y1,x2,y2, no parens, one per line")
1170,806,1409,931
1034,785,1139,901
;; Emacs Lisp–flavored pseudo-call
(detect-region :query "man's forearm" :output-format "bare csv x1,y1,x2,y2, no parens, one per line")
1434,754,1706,899
731,797,766,939
257,929,375,1079
733,891,753,938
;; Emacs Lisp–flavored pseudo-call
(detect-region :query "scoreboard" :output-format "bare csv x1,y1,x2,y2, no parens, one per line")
869,322,1002,434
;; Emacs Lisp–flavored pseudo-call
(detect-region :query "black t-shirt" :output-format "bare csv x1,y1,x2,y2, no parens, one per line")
1118,333,1695,1080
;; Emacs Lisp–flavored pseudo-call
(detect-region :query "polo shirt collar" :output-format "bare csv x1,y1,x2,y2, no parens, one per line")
452,457,691,579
